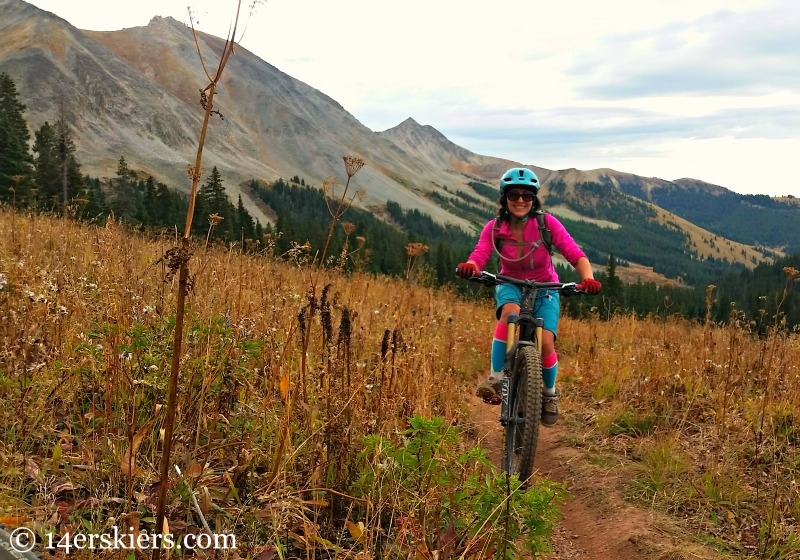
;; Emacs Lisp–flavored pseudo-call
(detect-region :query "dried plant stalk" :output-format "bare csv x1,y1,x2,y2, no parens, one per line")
153,3,247,558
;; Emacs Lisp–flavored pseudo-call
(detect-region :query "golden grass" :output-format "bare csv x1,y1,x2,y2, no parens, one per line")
1,208,798,558
652,206,776,266
558,308,800,556
0,208,486,556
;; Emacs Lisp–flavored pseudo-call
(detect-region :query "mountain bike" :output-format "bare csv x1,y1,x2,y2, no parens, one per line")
464,271,591,483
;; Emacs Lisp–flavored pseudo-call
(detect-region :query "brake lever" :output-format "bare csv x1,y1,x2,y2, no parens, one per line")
465,271,497,285
576,282,600,296
563,282,584,296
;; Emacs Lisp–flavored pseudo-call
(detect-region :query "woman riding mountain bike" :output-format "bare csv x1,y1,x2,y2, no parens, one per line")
456,167,601,426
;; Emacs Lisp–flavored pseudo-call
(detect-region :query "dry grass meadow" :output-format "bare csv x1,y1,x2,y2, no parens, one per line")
1,208,799,559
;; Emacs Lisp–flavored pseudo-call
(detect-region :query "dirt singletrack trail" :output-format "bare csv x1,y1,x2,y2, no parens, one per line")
465,391,723,560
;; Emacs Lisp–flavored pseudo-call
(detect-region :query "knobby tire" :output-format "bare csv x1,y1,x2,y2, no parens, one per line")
502,345,543,484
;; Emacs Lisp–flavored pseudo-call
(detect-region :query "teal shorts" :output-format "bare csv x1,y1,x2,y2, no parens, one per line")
495,285,561,335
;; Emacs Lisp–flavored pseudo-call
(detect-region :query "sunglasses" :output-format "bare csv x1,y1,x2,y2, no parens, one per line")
506,191,535,202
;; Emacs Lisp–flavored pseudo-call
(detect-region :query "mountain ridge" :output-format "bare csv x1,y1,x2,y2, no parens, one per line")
2,0,798,279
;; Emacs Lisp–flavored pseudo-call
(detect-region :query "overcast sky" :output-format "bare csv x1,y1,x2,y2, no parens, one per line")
25,0,800,197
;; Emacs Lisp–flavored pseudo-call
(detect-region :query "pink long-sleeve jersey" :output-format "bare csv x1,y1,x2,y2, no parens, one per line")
467,213,587,282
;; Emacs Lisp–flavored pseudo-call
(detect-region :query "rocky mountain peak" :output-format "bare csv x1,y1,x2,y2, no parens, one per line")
2,0,798,261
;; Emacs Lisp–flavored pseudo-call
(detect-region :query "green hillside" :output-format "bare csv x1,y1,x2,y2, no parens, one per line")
543,180,748,286
618,180,800,253
458,178,756,287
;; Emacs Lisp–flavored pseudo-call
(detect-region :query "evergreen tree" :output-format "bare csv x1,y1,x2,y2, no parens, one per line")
0,72,33,203
236,193,256,242
604,254,624,305
254,220,264,245
32,118,82,211
79,175,107,222
55,116,82,210
108,156,139,221
194,166,234,240
142,176,158,227
199,167,229,212
32,122,60,207
273,213,294,255
155,181,181,229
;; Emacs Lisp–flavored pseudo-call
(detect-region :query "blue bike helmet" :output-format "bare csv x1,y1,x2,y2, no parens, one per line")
500,167,539,194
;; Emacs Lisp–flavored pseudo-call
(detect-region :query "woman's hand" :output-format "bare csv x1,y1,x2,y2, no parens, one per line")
456,262,480,278
578,278,602,294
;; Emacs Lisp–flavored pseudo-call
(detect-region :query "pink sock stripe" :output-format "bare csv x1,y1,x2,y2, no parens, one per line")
493,322,508,342
542,351,558,369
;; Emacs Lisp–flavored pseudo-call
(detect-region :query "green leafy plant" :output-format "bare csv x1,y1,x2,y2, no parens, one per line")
351,415,565,559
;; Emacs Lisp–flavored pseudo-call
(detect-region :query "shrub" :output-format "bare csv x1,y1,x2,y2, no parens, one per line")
350,415,565,559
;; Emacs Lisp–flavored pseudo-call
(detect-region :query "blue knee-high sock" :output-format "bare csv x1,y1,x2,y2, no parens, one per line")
490,322,508,377
541,351,558,395
491,339,506,375
541,364,557,394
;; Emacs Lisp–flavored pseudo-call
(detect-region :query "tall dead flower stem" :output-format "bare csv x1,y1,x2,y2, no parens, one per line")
154,3,247,558
318,156,365,266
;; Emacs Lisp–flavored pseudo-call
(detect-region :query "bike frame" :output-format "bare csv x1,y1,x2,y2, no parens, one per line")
470,273,578,426
460,269,589,478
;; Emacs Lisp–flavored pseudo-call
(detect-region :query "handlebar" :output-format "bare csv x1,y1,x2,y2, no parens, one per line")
457,270,592,296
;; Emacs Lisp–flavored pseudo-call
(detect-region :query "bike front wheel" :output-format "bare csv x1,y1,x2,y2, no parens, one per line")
501,345,543,483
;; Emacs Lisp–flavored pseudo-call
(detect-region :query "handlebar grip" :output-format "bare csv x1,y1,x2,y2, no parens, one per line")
574,282,599,295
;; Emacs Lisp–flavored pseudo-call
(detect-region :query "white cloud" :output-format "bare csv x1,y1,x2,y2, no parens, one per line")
23,0,800,196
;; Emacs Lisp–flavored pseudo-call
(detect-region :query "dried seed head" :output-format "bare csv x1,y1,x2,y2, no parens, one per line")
355,189,367,202
704,284,716,306
321,302,332,344
343,156,365,178
381,329,390,360
322,176,338,195
320,284,332,330
208,213,224,226
356,236,366,248
337,307,352,347
341,222,356,235
405,242,429,257
186,165,202,182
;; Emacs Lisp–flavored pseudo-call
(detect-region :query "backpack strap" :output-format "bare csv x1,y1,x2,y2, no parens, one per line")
535,211,554,255
492,211,554,257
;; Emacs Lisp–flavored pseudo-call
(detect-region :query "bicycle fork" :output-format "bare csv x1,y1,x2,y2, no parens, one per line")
500,314,543,426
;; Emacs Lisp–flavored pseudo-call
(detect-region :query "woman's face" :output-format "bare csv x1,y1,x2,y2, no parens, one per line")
505,189,534,219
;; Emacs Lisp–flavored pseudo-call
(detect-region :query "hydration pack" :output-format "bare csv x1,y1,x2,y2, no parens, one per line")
492,210,553,256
